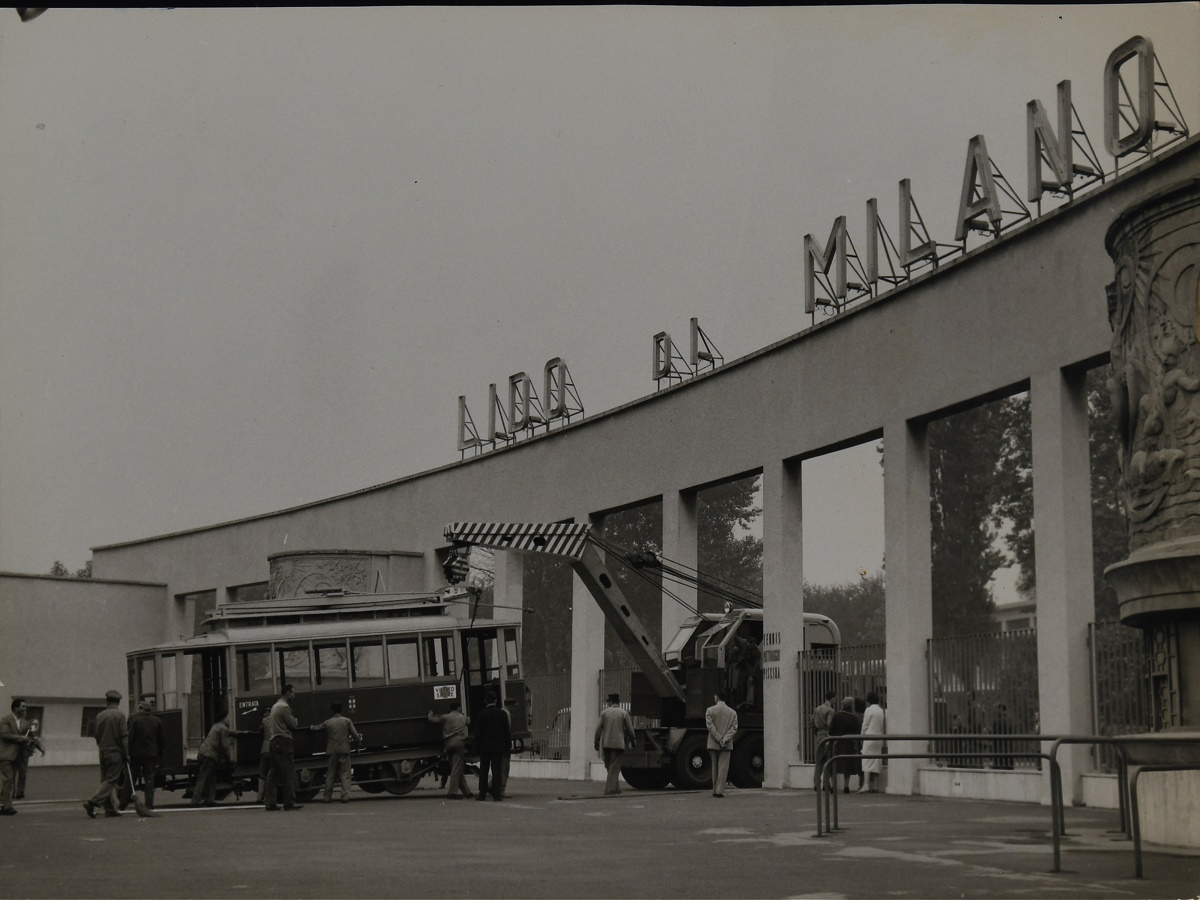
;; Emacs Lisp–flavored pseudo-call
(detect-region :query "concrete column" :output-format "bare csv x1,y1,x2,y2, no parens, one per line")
569,513,606,781
883,419,933,794
1030,368,1095,803
761,458,804,789
662,488,699,646
491,548,524,626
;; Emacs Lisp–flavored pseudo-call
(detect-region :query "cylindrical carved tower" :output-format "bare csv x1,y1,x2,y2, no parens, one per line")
1103,179,1200,730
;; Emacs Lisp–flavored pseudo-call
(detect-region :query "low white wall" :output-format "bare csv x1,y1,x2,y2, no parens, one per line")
1131,770,1200,850
510,758,603,781
1081,773,1119,810
917,766,1045,804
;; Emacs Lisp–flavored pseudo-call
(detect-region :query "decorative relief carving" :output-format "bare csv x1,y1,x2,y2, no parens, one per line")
1106,181,1200,551
269,554,370,600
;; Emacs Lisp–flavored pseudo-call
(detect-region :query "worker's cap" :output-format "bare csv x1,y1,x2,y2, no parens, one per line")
607,693,620,703
137,700,151,711
105,689,122,701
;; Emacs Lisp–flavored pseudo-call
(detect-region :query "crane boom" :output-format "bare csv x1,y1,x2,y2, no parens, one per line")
444,522,686,704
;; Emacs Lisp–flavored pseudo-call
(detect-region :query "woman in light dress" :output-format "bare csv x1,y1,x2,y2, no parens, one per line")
858,691,885,793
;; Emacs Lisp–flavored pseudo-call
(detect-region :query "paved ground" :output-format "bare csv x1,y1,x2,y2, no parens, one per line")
4,767,1199,898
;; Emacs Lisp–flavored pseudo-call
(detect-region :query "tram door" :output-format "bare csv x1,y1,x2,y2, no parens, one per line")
186,649,229,745
461,629,502,716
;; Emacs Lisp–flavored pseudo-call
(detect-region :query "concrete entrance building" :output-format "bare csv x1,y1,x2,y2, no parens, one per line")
3,74,1198,845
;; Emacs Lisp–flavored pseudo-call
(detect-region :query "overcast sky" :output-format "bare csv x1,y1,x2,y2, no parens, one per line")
2,5,1197,586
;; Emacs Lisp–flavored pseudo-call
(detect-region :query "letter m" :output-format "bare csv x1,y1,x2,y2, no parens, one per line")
804,216,847,314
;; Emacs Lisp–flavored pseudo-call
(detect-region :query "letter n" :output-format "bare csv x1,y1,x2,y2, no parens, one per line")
1027,80,1074,201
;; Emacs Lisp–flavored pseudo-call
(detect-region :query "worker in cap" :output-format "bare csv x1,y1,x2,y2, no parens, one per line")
84,690,128,818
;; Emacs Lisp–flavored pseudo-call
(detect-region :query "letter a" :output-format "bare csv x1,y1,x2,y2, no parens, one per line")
955,135,1001,240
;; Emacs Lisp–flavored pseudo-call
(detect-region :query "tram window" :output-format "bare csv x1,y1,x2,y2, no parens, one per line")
466,633,500,685
315,642,350,690
422,635,456,679
386,637,420,682
277,645,312,691
503,627,520,678
237,648,274,695
161,654,178,709
138,657,156,707
351,640,386,687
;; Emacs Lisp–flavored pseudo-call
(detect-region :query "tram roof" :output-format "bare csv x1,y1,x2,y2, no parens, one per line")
126,588,507,654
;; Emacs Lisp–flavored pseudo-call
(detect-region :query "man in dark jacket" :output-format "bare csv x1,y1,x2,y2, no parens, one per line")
827,697,862,794
121,700,166,810
472,691,511,802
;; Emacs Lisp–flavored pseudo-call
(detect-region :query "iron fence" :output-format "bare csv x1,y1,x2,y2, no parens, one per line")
798,644,887,763
1089,620,1150,770
521,671,572,760
927,629,1039,769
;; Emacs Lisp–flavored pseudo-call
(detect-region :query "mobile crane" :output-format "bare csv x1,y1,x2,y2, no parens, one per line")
443,521,840,790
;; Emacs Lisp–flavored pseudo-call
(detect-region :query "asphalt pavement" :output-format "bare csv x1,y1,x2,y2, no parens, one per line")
3,766,1199,898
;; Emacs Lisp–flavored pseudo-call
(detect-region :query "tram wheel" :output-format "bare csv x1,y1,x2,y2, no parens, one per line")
382,761,422,796
671,733,712,791
729,734,765,788
295,787,321,803
620,766,671,791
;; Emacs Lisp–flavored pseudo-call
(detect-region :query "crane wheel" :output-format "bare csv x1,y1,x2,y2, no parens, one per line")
671,733,713,791
729,734,765,788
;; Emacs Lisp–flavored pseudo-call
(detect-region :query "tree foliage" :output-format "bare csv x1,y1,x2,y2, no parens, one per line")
48,560,92,578
1086,368,1128,622
928,399,1014,636
803,571,885,645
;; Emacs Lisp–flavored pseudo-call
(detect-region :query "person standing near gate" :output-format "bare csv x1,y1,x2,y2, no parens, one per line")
264,684,303,811
311,702,361,803
593,693,636,796
828,697,862,793
472,691,510,801
705,690,738,798
859,691,886,794
811,690,837,791
83,690,127,818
